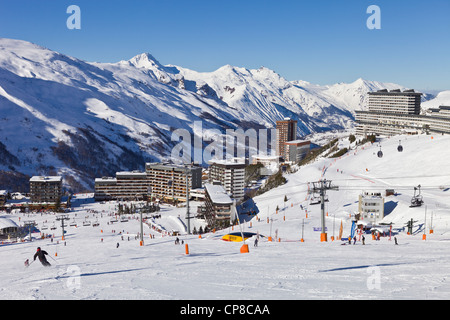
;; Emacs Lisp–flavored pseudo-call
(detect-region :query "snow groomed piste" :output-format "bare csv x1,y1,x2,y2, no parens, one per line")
1,133,450,299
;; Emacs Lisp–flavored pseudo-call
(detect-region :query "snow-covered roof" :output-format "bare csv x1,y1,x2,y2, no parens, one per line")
29,176,62,183
205,183,233,205
253,155,280,160
285,140,311,145
0,217,19,229
95,177,117,183
370,226,390,233
116,171,146,177
208,159,246,167
145,163,200,173
356,220,370,226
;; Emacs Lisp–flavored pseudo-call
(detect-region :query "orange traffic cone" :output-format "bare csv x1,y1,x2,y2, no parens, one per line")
240,244,249,253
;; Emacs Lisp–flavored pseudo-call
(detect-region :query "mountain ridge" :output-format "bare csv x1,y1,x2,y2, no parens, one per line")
0,38,447,192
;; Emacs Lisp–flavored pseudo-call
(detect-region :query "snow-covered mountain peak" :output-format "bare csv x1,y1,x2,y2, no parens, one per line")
352,77,370,85
250,66,291,89
213,64,252,78
0,37,446,192
253,65,280,76
0,38,49,57
126,52,163,70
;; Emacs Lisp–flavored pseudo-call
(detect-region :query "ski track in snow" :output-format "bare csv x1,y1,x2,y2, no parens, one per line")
2,134,450,299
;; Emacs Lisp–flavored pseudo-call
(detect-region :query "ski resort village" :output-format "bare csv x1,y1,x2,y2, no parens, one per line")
1,38,450,301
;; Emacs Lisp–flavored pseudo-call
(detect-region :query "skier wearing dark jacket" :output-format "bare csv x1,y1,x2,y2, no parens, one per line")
34,247,51,267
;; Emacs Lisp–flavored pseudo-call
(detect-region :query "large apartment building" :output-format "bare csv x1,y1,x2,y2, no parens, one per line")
276,118,297,158
29,176,62,204
145,163,202,202
94,177,118,201
284,140,311,163
367,89,421,114
95,171,149,201
116,171,149,200
356,89,450,136
204,183,235,229
208,159,245,202
94,164,202,202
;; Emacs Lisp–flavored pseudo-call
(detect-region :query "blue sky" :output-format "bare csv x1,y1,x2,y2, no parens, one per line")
0,0,449,90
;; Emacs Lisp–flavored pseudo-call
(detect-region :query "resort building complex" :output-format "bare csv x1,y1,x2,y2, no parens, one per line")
356,89,450,136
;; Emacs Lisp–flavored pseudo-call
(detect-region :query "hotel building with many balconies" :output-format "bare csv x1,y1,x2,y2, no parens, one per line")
355,89,450,136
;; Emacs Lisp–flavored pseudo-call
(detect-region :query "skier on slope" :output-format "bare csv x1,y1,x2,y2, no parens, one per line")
33,247,51,267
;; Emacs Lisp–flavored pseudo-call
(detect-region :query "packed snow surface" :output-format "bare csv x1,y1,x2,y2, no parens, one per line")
1,134,450,300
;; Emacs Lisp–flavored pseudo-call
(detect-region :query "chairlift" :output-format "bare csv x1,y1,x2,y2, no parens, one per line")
50,223,57,230
83,219,91,226
397,140,403,152
92,220,100,227
120,216,128,223
309,194,321,205
41,224,48,231
410,185,424,208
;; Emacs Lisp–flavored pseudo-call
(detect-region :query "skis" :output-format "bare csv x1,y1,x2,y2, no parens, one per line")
25,256,56,268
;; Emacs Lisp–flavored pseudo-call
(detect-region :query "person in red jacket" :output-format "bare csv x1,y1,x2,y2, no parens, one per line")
34,247,51,267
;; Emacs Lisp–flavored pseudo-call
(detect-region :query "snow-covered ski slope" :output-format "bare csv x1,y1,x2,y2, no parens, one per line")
1,133,450,300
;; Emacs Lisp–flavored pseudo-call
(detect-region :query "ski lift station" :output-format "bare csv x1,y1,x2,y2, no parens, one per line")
0,217,19,238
